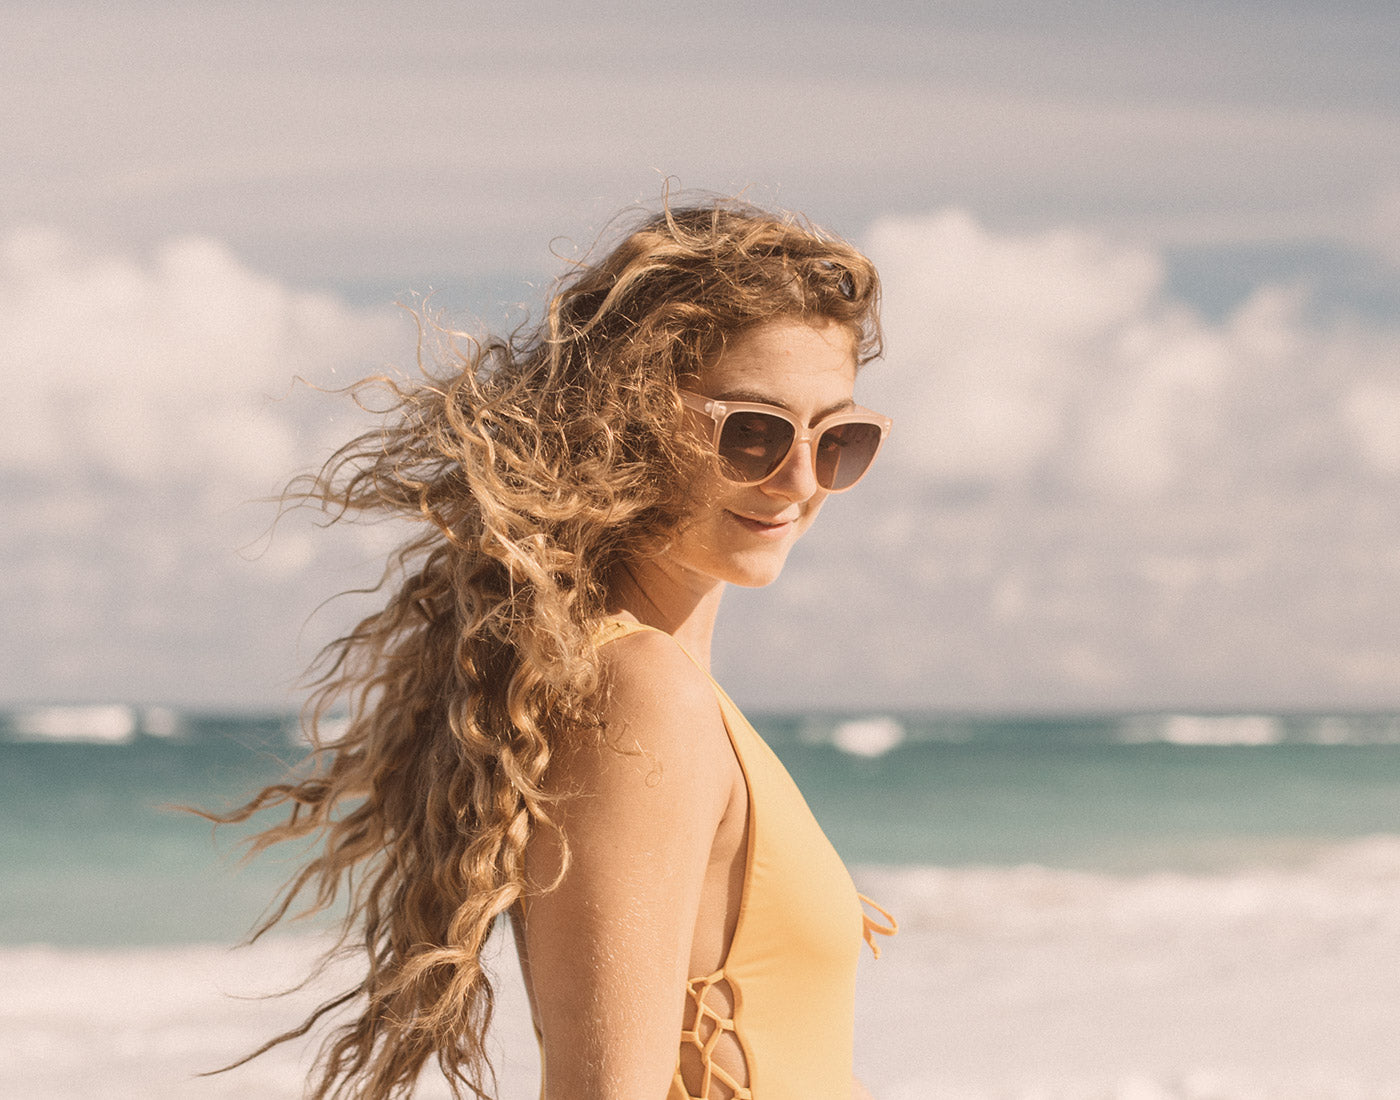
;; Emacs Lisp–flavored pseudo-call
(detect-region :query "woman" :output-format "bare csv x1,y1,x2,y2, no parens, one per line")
215,198,896,1099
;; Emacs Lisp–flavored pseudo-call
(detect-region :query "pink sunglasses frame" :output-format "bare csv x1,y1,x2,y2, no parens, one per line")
678,390,893,493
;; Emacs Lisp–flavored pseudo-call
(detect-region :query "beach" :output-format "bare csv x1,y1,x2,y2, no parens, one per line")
7,844,1400,1098
4,711,1400,1098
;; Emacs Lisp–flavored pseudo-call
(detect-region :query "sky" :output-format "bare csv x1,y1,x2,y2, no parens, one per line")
3,0,1399,712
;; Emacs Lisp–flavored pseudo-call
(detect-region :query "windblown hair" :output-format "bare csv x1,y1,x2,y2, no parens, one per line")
207,197,882,1098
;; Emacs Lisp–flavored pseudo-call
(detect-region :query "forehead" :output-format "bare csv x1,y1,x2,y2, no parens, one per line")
698,318,858,407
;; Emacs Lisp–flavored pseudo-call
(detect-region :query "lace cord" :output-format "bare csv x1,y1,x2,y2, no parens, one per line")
676,971,754,1099
857,893,898,959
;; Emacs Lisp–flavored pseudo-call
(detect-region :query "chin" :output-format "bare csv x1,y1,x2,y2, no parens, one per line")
716,548,795,588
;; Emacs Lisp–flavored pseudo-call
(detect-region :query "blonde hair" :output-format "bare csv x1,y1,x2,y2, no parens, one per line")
207,197,882,1098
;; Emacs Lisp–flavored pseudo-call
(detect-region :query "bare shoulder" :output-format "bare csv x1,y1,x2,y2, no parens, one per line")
599,630,721,731
534,627,737,883
568,628,734,798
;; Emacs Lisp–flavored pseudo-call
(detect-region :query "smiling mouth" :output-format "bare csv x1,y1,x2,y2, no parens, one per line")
727,511,794,534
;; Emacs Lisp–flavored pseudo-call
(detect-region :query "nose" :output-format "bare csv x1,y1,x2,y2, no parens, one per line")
761,438,821,502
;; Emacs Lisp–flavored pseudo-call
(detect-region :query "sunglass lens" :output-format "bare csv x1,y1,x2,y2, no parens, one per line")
718,411,795,483
815,421,883,490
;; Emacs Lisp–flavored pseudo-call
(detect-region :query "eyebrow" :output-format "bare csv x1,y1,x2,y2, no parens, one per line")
712,389,857,423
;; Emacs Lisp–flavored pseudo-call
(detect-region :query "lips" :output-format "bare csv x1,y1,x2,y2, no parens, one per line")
727,511,797,535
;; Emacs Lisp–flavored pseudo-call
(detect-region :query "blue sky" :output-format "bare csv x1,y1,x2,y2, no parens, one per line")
3,1,1399,710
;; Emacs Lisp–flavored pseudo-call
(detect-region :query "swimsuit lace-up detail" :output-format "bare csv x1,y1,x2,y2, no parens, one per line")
676,973,753,1099
672,896,898,1098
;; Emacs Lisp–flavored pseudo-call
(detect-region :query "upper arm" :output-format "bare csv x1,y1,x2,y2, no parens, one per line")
522,632,732,1099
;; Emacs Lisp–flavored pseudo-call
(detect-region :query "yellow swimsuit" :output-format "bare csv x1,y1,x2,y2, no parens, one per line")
598,620,897,1099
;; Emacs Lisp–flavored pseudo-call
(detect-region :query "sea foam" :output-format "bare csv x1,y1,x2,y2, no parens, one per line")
9,704,139,744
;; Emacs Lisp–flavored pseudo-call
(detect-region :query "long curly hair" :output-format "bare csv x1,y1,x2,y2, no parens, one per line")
205,197,882,1099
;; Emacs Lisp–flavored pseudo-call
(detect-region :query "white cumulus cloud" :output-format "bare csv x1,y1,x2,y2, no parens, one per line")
1344,382,1400,476
0,228,402,486
861,212,1400,502
0,230,407,706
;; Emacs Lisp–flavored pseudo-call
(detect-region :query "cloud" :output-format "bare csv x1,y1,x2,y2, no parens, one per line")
860,212,1400,500
0,230,406,706
0,228,401,486
861,209,1169,489
1344,381,1400,475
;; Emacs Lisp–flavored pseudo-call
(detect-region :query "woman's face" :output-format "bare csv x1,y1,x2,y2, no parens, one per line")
666,316,859,590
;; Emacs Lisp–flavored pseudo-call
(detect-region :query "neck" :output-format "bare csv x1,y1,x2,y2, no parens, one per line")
607,559,725,670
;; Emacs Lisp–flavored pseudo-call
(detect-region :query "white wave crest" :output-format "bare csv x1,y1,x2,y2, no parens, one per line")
1121,714,1283,745
10,705,138,744
831,716,907,757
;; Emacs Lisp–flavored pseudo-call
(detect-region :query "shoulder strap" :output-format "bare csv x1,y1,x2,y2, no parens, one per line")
595,618,704,672
593,616,661,647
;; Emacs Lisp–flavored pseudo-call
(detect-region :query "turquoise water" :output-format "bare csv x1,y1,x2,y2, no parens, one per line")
0,717,305,946
786,738,1400,868
4,709,1400,946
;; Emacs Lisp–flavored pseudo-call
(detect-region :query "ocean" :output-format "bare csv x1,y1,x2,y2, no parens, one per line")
4,707,1400,1098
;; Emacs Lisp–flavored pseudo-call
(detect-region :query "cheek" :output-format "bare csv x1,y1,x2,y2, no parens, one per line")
670,482,739,551
686,477,738,531
797,493,830,531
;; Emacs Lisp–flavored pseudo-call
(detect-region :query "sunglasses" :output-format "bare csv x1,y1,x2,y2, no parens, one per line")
679,390,893,492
